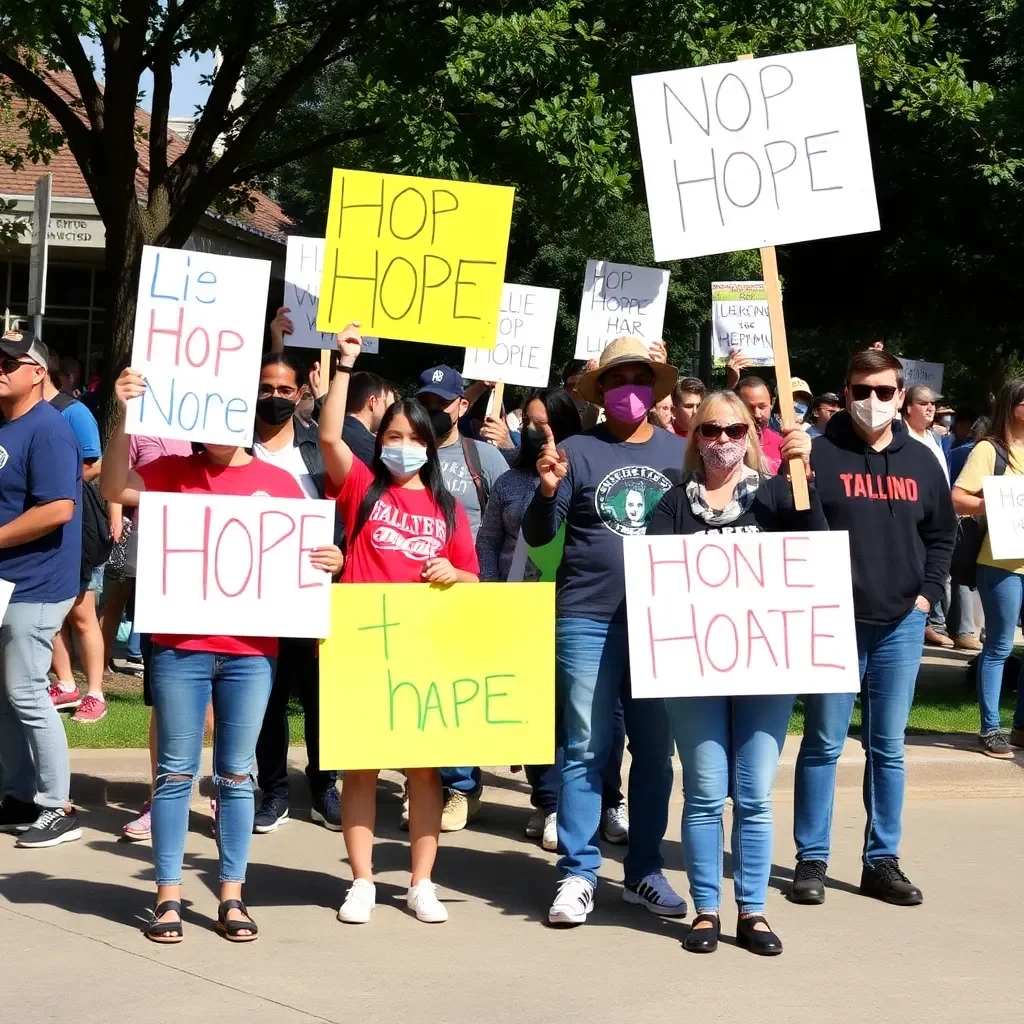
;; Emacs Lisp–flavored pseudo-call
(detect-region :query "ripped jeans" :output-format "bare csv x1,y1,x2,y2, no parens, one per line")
150,645,275,885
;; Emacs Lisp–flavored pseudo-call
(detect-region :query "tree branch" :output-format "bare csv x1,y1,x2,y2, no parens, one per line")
39,3,104,131
0,54,92,155
147,0,176,196
140,0,209,69
235,124,384,178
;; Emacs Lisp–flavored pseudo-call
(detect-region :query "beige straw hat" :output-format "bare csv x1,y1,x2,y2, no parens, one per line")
576,337,678,406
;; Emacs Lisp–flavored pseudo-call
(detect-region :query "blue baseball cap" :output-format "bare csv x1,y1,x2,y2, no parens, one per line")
416,365,464,401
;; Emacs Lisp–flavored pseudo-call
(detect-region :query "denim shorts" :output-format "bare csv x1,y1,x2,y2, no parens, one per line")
84,562,106,594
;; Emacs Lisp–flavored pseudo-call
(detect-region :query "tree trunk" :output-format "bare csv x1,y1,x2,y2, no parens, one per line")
698,321,713,385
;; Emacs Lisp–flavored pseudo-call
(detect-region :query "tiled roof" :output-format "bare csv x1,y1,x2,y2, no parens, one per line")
0,67,291,241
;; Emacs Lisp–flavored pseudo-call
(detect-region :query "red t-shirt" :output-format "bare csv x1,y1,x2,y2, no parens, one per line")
136,454,305,657
759,426,784,475
335,458,479,583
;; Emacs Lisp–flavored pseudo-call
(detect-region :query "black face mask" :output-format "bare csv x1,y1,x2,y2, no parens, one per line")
255,395,297,426
524,425,548,446
428,407,454,440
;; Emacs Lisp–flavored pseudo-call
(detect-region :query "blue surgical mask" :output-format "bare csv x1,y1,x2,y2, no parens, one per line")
380,445,429,476
794,400,809,420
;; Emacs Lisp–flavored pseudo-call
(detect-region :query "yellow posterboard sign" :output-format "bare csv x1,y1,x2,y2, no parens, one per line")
320,583,554,770
315,169,515,347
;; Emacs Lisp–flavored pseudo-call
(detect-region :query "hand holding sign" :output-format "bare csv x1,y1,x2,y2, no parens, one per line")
115,368,146,407
480,415,513,450
780,425,812,471
310,544,344,576
537,423,568,496
270,306,294,348
421,557,458,584
649,339,668,364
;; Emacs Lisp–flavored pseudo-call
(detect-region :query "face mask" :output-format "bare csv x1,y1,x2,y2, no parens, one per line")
255,395,297,426
428,407,454,440
380,445,429,476
524,426,548,446
604,384,654,424
700,437,748,473
850,395,896,433
794,400,809,420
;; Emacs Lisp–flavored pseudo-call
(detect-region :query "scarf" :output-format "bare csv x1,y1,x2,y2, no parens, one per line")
685,467,762,526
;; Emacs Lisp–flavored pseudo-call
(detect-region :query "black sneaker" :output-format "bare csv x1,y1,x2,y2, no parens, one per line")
311,787,342,832
253,794,289,834
0,796,41,834
860,859,923,906
15,808,82,848
788,860,827,904
980,730,1014,759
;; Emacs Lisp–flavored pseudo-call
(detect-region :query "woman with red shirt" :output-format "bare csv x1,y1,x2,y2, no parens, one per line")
320,324,479,925
101,369,339,945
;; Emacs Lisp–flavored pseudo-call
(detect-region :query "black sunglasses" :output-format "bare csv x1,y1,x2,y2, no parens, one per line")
0,357,36,376
850,384,898,402
698,422,749,440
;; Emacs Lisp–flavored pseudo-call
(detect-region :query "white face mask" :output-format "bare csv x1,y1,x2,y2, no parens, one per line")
850,395,896,433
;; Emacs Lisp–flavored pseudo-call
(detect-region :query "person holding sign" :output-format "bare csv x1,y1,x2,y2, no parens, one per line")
647,391,822,955
101,370,335,945
318,324,480,925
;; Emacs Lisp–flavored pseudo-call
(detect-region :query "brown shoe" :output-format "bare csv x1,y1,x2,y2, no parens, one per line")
953,635,983,652
924,627,954,649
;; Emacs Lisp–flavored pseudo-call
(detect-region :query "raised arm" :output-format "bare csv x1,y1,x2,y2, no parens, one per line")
317,323,364,489
521,423,571,547
269,306,294,353
100,369,147,506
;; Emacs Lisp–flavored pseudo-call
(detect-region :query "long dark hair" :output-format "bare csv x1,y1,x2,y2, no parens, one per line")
351,397,458,543
516,387,583,474
985,378,1024,452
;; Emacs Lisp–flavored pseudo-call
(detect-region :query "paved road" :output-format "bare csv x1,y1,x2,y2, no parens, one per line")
0,765,1019,1024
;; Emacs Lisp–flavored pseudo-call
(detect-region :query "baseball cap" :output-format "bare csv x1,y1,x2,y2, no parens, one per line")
816,392,842,406
416,365,464,401
0,328,50,370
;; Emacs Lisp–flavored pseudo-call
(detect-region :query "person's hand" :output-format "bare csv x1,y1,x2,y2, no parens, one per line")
649,339,668,364
335,322,362,368
270,306,294,348
109,514,124,545
781,425,812,469
537,423,568,496
915,595,931,613
480,415,513,449
308,361,322,397
309,544,343,576
114,368,146,408
421,557,457,584
725,348,751,389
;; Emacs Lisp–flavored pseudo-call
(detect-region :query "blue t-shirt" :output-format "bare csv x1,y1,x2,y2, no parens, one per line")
0,400,83,604
58,398,102,460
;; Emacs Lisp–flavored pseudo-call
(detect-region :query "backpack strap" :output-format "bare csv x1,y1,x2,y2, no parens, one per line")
460,435,490,512
48,392,77,412
992,440,1010,476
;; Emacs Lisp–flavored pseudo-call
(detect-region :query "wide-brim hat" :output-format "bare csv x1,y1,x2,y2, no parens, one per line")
576,337,677,406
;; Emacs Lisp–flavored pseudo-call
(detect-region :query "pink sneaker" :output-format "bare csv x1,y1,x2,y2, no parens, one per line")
123,801,152,841
49,683,81,711
71,695,108,723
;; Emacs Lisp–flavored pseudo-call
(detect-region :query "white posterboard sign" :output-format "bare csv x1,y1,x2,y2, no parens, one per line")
898,357,944,395
463,283,558,387
574,259,669,359
0,578,15,623
126,246,271,448
134,492,335,639
982,477,1024,561
624,532,860,698
284,236,378,353
712,281,773,366
632,45,880,262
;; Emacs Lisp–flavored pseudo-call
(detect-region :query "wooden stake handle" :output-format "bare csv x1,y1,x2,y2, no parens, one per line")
491,381,505,416
317,348,331,398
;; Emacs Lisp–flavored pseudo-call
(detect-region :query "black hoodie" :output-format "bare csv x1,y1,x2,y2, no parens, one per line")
810,411,955,625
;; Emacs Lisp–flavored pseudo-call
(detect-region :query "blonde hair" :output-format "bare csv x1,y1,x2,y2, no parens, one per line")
684,391,766,475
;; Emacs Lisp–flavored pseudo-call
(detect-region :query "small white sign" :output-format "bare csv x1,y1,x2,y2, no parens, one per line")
463,283,558,387
712,281,773,366
625,532,860,698
898,357,944,395
983,477,1024,561
0,578,15,623
134,492,335,638
574,259,669,359
632,45,880,261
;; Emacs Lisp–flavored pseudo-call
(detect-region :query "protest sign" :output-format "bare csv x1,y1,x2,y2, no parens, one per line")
712,281,773,365
632,44,879,262
982,477,1024,560
462,283,558,388
316,169,515,347
574,260,669,359
624,532,859,698
133,492,334,638
319,583,555,769
0,578,14,623
283,236,378,353
898,357,944,395
125,245,271,448
507,525,566,583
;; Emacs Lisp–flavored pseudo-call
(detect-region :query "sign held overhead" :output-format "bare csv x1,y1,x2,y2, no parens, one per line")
575,259,669,359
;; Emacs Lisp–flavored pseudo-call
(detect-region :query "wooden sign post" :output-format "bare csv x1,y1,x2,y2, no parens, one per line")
317,347,332,398
491,380,505,419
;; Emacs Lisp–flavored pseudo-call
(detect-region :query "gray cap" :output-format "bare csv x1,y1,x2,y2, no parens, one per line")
0,328,50,370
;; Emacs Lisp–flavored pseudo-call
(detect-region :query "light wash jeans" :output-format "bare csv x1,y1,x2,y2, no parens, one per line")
975,565,1024,733
150,645,274,885
666,694,794,914
0,598,75,808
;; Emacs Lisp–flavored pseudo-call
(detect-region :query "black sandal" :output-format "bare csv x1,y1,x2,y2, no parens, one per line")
145,900,183,944
216,899,259,943
736,914,783,956
682,913,720,953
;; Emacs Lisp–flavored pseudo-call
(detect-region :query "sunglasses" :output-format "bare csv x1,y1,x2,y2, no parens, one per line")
0,357,36,376
698,422,749,440
850,384,898,402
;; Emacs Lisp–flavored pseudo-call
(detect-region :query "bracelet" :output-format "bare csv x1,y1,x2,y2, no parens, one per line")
336,364,354,374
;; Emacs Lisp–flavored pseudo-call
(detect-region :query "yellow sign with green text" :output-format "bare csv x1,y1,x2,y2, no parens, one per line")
315,169,515,347
319,583,554,769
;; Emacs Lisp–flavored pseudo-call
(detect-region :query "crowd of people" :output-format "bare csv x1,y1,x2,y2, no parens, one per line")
0,311,1019,954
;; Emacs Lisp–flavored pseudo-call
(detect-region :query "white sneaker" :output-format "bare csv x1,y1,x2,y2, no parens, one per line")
601,804,629,844
623,871,688,917
548,875,594,925
407,879,448,923
525,809,545,838
337,879,376,923
542,813,558,852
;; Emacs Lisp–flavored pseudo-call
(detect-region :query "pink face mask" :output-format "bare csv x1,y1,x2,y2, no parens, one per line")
699,437,747,472
604,384,654,424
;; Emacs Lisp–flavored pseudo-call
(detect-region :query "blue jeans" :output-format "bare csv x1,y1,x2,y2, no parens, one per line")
556,618,673,885
975,565,1024,733
794,607,926,866
150,645,274,885
439,766,481,796
948,581,976,639
666,694,794,914
126,630,142,660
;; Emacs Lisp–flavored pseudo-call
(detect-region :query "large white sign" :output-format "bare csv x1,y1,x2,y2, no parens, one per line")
283,236,378,353
574,259,669,359
463,283,558,387
134,492,335,638
126,246,271,448
898,357,944,395
624,532,860,698
712,281,772,366
982,477,1024,561
632,45,880,262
